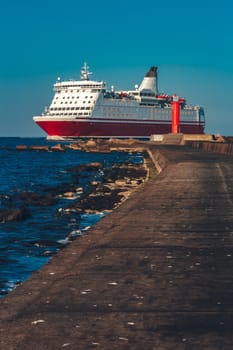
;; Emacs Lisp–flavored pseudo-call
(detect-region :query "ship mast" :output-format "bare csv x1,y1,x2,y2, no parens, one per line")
80,62,92,81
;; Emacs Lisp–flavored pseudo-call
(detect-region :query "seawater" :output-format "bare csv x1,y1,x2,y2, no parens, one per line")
0,137,143,297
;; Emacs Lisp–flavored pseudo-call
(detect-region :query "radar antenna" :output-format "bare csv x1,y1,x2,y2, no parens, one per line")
80,62,92,81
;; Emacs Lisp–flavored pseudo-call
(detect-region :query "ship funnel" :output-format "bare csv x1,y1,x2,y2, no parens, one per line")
139,66,158,94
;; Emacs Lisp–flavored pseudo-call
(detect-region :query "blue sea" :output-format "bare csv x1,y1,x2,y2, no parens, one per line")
0,137,143,297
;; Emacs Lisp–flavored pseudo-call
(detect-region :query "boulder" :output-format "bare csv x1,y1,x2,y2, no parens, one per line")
85,139,97,147
67,162,103,173
66,143,82,150
16,145,28,150
0,207,31,222
63,192,76,198
19,191,57,206
76,187,84,194
50,144,65,151
30,146,49,151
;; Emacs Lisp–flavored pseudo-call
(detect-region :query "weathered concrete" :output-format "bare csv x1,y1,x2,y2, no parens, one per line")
150,133,215,144
188,140,233,156
1,144,233,349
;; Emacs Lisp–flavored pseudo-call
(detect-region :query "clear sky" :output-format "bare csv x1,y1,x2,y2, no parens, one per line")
0,0,232,137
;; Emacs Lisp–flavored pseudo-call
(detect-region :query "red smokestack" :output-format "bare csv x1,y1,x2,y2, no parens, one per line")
171,94,180,133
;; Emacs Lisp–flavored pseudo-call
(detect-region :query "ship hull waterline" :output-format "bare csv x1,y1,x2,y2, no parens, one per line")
35,119,205,139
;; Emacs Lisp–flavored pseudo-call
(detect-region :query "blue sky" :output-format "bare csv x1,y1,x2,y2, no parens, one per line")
0,0,232,136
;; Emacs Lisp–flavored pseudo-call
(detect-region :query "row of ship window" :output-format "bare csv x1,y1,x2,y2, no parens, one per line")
50,107,92,111
55,95,94,99
53,101,93,105
56,88,101,92
49,112,91,116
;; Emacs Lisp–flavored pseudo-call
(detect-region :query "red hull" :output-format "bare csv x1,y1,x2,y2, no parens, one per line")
35,120,205,138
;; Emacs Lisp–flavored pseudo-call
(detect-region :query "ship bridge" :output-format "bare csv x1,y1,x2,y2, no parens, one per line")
54,80,105,92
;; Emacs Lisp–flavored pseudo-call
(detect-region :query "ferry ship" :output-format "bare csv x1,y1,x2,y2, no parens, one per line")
33,63,205,139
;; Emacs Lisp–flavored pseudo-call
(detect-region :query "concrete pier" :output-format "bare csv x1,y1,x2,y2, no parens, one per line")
0,144,233,349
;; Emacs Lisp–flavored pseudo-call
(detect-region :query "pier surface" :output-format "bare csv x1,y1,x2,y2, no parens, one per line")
1,144,233,349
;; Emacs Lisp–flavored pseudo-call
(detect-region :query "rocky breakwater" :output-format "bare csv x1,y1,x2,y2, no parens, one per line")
15,139,107,152
0,150,148,224
15,138,144,153
63,161,148,214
